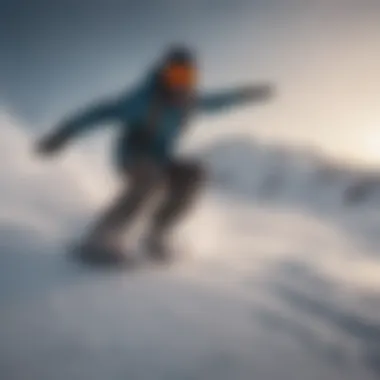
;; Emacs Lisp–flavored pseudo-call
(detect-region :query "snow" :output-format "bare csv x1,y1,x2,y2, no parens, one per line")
1,110,380,380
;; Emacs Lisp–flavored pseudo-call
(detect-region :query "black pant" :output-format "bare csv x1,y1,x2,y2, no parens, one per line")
88,159,204,241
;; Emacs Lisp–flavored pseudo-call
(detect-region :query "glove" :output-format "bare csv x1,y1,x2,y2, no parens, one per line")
35,131,67,157
241,83,275,102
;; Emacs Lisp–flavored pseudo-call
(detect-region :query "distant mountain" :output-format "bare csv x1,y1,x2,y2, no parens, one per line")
199,137,380,207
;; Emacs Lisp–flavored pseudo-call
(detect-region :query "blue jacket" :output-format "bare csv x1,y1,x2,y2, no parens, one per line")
52,69,270,169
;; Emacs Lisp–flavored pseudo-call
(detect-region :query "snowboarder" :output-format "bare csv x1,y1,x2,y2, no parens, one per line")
36,45,275,264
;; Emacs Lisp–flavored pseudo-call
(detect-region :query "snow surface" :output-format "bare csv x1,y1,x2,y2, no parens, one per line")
1,110,380,380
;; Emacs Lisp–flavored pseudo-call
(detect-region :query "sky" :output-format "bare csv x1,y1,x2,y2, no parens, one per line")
1,0,380,166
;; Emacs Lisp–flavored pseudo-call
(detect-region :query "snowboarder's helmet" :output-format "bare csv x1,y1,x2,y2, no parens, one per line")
164,45,195,65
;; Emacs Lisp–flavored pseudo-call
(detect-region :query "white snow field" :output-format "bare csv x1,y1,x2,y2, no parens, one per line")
1,110,380,380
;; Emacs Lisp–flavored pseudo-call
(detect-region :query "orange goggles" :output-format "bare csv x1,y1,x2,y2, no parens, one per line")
162,63,197,89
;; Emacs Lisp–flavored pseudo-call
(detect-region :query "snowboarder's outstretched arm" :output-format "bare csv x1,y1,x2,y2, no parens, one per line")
197,83,275,114
36,97,125,156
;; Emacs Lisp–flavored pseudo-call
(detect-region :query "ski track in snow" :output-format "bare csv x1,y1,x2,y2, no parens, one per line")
1,110,380,380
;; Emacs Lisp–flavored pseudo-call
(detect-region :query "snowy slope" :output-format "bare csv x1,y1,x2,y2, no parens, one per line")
1,111,380,380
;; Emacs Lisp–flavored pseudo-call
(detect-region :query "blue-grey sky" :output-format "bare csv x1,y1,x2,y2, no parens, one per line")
0,0,276,123
1,0,380,165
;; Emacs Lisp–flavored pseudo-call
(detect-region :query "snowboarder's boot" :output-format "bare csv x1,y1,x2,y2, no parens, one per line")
145,232,172,263
78,233,132,267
